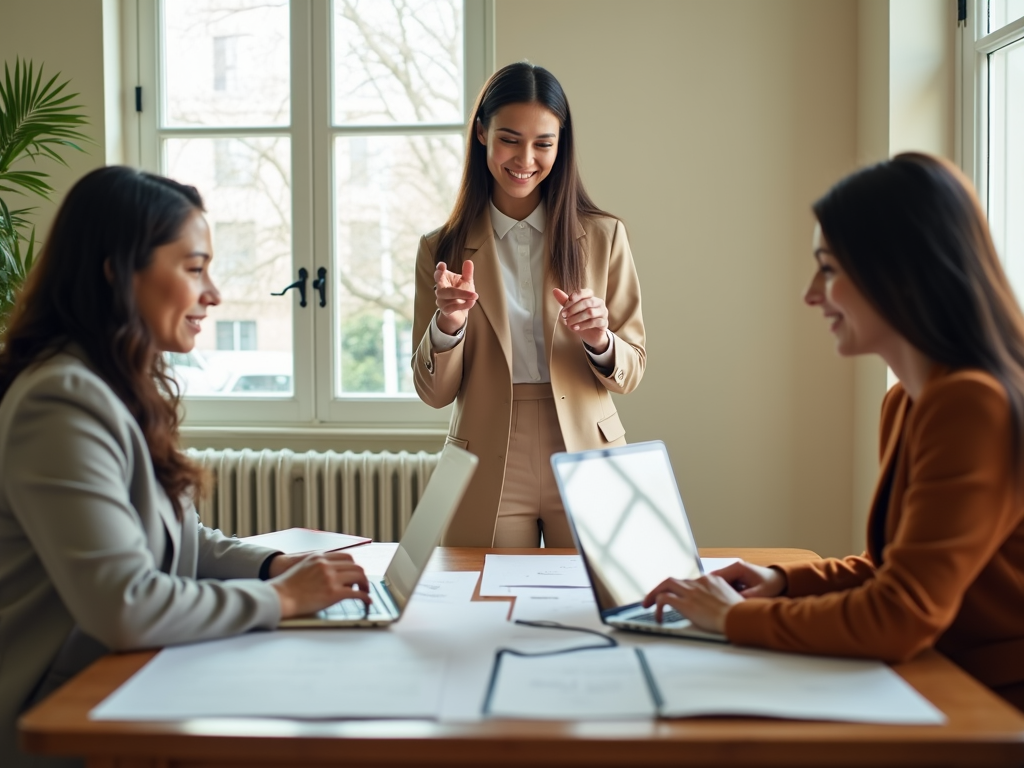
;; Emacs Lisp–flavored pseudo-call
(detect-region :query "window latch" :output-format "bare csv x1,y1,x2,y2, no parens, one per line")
271,267,308,307
312,267,327,308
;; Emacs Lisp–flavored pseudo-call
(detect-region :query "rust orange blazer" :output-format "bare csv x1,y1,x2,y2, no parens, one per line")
412,211,646,546
727,366,1024,703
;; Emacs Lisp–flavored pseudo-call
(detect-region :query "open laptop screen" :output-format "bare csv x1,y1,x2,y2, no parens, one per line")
551,442,702,613
383,444,478,611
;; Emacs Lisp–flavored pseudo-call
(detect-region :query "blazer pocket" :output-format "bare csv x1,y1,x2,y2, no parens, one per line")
597,411,625,443
445,435,469,451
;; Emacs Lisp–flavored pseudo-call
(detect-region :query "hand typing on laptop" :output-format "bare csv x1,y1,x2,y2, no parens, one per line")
268,551,371,619
641,562,786,634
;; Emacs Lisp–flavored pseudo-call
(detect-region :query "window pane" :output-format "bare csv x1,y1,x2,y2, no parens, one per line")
333,133,462,395
988,0,1024,32
164,137,294,397
162,0,290,128
989,38,1024,300
332,0,463,125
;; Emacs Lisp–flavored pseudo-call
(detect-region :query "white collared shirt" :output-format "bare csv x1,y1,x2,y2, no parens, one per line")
430,201,613,382
491,201,549,382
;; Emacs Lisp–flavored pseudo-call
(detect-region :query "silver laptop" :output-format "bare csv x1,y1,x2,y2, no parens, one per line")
280,444,478,628
551,441,726,642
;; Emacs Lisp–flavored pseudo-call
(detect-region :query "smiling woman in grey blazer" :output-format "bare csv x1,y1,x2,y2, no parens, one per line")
0,167,370,768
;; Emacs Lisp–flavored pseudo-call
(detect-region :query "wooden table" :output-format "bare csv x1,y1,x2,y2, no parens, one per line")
18,546,1024,767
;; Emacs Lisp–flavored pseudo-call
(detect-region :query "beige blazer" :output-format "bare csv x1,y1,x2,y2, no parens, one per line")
0,350,282,768
412,211,646,546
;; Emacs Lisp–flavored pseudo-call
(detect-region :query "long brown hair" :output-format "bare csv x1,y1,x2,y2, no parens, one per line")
0,166,206,518
436,61,609,293
813,152,1024,465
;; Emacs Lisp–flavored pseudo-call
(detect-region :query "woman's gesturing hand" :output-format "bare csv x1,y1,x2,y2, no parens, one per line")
435,260,478,335
270,551,370,619
552,288,610,353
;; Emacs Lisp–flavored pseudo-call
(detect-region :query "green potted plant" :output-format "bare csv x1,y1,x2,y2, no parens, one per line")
0,57,89,335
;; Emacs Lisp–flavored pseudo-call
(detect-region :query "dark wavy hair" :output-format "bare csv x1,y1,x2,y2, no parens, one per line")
813,152,1024,465
435,61,609,293
0,165,206,518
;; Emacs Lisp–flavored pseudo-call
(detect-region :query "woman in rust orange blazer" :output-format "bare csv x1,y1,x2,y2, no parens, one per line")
644,153,1024,711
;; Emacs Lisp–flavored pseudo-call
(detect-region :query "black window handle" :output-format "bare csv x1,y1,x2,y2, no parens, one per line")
311,267,327,308
271,268,308,307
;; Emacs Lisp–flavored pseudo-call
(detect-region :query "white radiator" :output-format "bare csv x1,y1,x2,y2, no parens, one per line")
185,448,441,542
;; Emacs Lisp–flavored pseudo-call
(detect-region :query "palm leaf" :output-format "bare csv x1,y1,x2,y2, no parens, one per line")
0,58,89,200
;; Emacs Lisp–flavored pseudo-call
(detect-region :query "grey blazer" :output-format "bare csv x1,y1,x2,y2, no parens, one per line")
0,350,282,767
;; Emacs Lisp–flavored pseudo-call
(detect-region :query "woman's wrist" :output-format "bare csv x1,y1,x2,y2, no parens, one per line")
768,566,788,596
583,330,610,355
435,310,465,337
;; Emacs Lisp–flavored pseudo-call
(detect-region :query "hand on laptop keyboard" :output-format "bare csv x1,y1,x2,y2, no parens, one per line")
270,551,371,619
641,574,745,634
324,598,384,620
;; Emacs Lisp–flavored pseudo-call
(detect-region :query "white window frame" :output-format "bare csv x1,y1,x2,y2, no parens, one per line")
121,0,493,432
956,0,1024,210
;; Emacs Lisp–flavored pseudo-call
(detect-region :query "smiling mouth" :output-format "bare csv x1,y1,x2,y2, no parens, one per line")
505,168,537,180
185,316,205,332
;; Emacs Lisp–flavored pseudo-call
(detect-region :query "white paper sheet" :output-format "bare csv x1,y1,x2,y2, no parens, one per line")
242,528,370,552
484,641,945,724
393,601,610,722
643,643,946,724
90,630,445,720
509,587,604,631
486,647,655,719
412,571,480,604
393,598,511,633
699,557,740,573
479,554,590,595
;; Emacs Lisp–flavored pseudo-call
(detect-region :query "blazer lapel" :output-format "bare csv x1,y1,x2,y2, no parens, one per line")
543,219,588,367
866,393,909,564
466,211,512,371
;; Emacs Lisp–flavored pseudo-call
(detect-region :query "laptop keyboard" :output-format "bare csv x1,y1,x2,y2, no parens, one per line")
321,580,393,620
627,609,686,625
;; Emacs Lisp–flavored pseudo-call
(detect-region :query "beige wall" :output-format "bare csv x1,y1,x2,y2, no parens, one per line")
0,0,112,238
2,0,956,558
495,0,860,555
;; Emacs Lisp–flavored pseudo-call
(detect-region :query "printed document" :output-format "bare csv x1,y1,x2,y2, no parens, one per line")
486,642,946,724
509,587,603,631
486,647,655,719
479,554,590,595
413,571,481,604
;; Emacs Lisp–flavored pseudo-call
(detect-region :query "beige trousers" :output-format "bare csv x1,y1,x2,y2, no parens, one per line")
493,383,576,548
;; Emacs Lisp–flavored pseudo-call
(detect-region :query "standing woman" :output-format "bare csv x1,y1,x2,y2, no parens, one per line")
412,62,646,547
0,167,369,767
643,153,1024,711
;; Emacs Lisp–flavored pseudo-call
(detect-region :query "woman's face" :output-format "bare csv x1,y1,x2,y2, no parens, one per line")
804,224,894,357
476,101,560,220
133,210,220,353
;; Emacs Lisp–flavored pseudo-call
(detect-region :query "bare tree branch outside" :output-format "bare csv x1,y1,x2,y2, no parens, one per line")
160,0,463,397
